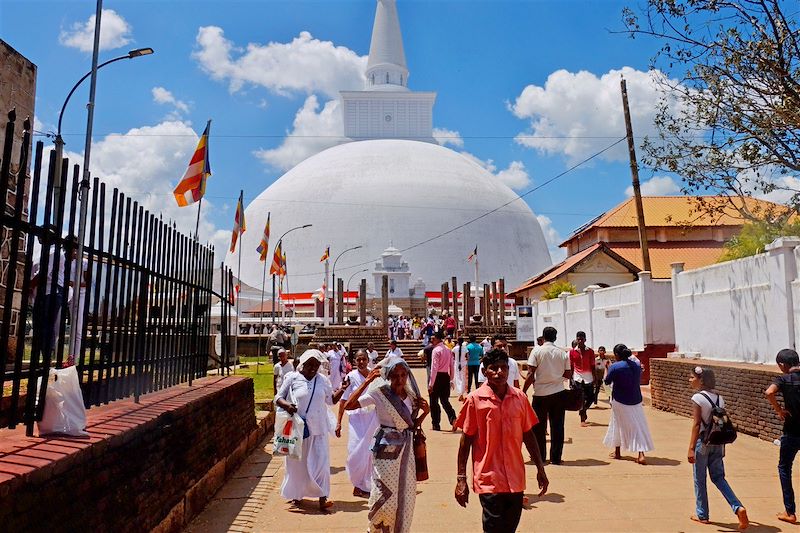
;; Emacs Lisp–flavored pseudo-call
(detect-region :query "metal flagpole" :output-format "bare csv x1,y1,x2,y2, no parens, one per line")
235,190,243,363
257,255,267,375
194,197,203,241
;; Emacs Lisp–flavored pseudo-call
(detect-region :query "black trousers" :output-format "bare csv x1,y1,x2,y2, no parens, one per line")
532,391,567,463
578,382,594,422
479,492,524,533
467,365,480,392
430,372,456,429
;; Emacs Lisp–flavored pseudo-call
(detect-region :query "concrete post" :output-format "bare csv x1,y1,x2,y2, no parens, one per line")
452,276,459,328
498,278,505,326
483,283,490,324
463,282,471,325
584,285,596,347
766,237,800,350
491,281,498,326
359,278,367,325
559,291,570,338
442,282,450,315
638,271,651,347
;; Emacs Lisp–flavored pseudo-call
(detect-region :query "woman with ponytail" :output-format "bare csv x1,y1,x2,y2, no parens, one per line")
602,343,654,465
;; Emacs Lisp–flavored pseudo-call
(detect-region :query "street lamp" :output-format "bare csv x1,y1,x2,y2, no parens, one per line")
345,268,369,318
271,224,312,325
332,245,363,324
59,37,154,362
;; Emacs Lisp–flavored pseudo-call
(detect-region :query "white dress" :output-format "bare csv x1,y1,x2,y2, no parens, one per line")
453,343,468,395
341,369,380,492
277,372,334,500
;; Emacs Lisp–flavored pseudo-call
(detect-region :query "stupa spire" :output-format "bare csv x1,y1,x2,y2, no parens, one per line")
366,0,409,90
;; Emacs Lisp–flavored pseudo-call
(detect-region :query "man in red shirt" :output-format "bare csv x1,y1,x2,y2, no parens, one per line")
569,330,596,427
455,349,548,532
444,313,457,336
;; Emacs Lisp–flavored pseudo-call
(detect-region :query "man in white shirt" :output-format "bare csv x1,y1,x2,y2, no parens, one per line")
273,348,294,395
523,327,572,465
366,341,379,370
384,339,404,365
478,335,520,387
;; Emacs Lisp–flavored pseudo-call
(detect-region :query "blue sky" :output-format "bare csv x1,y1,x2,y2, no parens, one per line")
2,0,681,262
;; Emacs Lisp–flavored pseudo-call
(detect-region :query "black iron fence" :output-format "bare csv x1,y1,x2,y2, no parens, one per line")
0,110,230,435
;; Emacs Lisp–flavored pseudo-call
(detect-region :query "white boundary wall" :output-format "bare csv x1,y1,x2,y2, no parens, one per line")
671,237,800,363
532,272,675,351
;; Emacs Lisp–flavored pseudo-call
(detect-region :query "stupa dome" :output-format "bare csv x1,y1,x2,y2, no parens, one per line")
229,139,551,293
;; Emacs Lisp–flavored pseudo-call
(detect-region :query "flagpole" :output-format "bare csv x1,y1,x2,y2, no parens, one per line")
194,197,203,241
257,256,267,375
235,190,243,366
323,253,330,327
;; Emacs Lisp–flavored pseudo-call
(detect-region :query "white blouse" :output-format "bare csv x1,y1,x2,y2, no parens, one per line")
277,372,333,436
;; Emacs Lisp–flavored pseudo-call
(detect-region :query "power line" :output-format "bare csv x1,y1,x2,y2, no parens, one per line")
280,136,627,278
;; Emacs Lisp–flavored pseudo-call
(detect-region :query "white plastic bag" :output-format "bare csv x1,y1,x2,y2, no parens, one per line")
37,366,88,437
273,409,305,460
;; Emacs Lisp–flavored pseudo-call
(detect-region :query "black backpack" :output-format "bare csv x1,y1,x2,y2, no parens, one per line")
699,392,737,445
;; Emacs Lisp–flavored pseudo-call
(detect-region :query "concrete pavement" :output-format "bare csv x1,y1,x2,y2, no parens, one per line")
185,369,790,532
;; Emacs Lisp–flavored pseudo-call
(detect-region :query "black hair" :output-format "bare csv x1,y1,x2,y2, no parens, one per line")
691,366,716,389
598,346,606,351
491,334,507,344
576,331,586,339
777,349,800,367
468,334,477,343
434,331,444,340
613,343,632,359
482,348,509,368
542,327,557,342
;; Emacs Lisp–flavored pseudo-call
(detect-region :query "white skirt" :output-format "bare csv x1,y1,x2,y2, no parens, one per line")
281,434,330,500
603,400,654,453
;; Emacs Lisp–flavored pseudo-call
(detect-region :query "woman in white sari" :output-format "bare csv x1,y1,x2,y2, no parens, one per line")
345,359,429,533
452,336,467,399
336,349,380,498
275,349,347,511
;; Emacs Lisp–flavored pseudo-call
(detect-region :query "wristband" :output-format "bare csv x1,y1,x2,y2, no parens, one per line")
456,474,467,480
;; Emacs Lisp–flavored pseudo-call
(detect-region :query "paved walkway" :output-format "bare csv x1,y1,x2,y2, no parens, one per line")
186,369,790,532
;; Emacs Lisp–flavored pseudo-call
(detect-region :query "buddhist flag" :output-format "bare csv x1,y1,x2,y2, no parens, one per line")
320,246,330,262
257,213,271,262
173,120,211,207
280,251,287,278
229,191,246,253
270,241,283,276
467,245,478,262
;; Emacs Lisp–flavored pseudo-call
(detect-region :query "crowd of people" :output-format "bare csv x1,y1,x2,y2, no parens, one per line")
384,313,458,343
272,325,800,532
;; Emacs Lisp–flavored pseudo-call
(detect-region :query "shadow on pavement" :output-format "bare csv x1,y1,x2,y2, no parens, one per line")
708,520,781,532
560,458,610,467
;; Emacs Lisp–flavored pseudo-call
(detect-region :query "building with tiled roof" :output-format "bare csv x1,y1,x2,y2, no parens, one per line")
510,196,790,301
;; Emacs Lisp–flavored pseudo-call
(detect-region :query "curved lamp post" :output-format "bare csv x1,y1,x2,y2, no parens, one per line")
271,224,312,325
332,245,362,324
61,43,154,362
345,268,369,318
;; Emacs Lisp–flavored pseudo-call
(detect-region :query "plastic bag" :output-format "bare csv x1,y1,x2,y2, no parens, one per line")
273,409,305,460
37,366,88,437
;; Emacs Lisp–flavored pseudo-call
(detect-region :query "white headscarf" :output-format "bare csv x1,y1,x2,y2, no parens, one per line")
296,349,326,372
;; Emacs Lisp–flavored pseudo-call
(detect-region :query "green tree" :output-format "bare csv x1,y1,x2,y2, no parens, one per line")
720,219,800,261
623,0,800,224
542,280,577,300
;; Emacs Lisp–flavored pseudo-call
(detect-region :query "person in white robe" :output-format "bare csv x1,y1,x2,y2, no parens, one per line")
336,349,379,498
328,344,345,389
275,349,347,511
452,336,468,398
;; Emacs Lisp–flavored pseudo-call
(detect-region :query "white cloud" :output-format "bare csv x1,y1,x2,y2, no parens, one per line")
59,9,132,52
536,214,566,262
511,67,683,164
459,152,532,191
254,95,343,171
193,27,366,98
42,121,227,254
433,128,464,148
625,175,680,197
152,87,190,115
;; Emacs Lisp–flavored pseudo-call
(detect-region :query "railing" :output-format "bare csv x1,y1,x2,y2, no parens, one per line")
0,110,230,435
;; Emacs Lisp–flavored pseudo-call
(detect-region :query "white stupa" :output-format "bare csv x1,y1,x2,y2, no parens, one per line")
229,0,551,294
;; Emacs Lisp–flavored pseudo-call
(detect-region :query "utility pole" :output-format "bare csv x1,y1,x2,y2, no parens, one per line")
620,77,651,273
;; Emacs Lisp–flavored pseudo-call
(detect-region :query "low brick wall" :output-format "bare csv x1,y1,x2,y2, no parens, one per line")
0,376,270,533
650,358,782,442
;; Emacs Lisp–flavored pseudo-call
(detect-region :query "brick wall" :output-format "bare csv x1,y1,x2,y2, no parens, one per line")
650,358,783,442
0,376,264,533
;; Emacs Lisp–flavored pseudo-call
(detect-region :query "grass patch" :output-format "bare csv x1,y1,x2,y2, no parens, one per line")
234,359,275,403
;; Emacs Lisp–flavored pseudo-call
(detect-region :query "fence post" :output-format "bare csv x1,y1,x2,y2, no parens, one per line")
559,291,570,337
584,285,596,348
638,271,652,348
766,237,800,350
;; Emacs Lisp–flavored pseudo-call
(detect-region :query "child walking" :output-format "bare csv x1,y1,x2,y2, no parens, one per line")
765,348,800,524
688,366,748,529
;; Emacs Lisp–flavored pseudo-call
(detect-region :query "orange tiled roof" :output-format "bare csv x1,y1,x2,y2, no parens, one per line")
606,241,726,278
565,196,792,245
509,243,640,295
